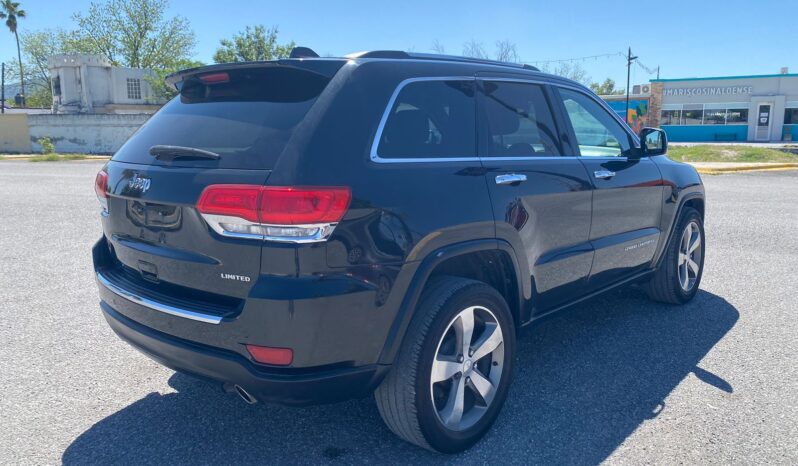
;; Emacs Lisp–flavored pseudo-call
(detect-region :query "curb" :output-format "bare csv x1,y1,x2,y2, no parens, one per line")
693,163,798,175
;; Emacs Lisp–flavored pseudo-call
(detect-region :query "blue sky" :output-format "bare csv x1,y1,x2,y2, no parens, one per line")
1,0,794,86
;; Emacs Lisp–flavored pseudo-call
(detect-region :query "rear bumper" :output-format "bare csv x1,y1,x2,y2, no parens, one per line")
101,302,388,406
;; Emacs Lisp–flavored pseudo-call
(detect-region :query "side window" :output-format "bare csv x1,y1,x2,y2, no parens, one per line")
558,88,633,157
480,81,560,157
377,80,476,159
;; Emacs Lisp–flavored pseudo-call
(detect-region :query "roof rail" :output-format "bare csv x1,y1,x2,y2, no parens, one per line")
344,50,540,72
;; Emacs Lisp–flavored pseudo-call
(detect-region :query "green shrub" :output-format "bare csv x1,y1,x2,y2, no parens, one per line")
29,154,88,162
38,137,55,154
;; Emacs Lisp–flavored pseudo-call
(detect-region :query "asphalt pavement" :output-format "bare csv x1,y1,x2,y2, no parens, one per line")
0,161,796,465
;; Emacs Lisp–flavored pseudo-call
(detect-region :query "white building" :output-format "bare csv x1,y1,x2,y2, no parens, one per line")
650,70,798,142
48,54,164,114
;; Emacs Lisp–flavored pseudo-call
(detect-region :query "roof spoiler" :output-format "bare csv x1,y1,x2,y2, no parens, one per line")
164,56,341,91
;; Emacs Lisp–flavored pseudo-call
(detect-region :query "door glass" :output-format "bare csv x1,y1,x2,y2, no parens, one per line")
758,105,771,126
558,88,632,157
480,81,560,157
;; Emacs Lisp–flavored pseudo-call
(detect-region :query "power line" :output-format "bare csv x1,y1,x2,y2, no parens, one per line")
522,50,661,78
635,59,659,75
526,52,625,66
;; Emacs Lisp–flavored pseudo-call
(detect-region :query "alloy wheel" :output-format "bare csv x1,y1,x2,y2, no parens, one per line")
430,306,505,431
678,221,702,292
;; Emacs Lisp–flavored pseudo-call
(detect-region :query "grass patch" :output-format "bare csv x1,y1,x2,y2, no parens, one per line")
669,145,797,163
29,154,89,162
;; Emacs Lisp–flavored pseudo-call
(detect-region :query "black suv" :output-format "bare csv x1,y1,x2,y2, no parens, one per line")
93,50,705,453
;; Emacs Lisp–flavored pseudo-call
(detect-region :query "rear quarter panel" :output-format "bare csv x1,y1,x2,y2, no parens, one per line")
260,61,497,367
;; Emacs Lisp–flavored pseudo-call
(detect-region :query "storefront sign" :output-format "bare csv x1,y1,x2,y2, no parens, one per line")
664,86,753,97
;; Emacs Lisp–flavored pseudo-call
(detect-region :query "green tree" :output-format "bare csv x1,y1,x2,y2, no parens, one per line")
213,25,294,63
590,78,624,95
0,0,27,105
72,0,195,69
6,29,93,107
144,58,204,101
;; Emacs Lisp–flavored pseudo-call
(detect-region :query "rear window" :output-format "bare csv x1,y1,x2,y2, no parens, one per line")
376,80,476,159
112,66,336,169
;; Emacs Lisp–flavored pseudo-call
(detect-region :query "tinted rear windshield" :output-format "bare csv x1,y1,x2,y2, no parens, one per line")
112,66,338,169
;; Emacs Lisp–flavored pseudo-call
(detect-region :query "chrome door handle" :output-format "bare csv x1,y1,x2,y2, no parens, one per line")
594,170,616,179
495,174,527,185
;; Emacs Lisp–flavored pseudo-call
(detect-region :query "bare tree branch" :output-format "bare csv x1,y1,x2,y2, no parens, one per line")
494,40,518,63
462,40,487,59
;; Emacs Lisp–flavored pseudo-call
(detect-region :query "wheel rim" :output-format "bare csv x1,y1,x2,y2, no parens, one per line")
430,306,505,431
678,221,702,292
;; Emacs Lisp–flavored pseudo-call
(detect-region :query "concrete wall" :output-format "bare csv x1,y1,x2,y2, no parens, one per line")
27,114,149,154
0,114,33,153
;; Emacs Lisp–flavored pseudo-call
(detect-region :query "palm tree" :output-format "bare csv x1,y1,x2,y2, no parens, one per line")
0,1,26,106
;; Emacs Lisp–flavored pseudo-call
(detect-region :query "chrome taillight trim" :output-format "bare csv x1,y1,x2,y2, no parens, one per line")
200,213,338,243
96,272,223,324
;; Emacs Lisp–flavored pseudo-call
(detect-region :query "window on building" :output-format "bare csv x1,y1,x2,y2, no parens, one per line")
662,104,749,126
682,105,704,125
703,107,727,124
726,108,749,124
51,76,61,97
481,81,560,157
785,108,798,125
558,88,632,157
126,78,142,100
661,109,681,125
377,80,476,159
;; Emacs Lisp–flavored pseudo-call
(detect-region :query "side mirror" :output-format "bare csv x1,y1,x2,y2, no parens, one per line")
639,127,667,156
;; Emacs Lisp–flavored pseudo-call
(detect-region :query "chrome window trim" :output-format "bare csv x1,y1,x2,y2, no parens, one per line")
369,75,615,164
97,271,223,324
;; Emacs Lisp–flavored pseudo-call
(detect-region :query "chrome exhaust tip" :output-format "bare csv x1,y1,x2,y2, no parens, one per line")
234,384,257,404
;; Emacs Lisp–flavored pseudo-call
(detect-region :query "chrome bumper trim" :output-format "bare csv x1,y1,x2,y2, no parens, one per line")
96,272,223,324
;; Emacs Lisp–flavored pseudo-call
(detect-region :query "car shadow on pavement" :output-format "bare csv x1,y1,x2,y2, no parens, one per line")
62,287,738,465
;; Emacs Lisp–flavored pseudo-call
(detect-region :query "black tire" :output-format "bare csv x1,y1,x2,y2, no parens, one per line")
375,276,516,453
645,207,705,304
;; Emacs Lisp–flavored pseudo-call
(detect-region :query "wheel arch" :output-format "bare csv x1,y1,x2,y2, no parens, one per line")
654,192,705,269
377,239,529,366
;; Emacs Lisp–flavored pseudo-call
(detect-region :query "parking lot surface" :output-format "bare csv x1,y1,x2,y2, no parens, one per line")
1,161,796,465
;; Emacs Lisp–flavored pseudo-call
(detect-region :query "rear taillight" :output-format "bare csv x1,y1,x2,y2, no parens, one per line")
95,170,109,211
246,344,293,366
196,185,351,243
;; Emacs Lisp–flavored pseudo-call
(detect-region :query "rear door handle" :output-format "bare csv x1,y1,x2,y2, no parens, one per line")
594,170,616,179
495,174,527,185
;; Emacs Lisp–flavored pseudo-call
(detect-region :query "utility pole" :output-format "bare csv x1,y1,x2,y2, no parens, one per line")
625,47,638,123
1,62,5,114
656,66,660,80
